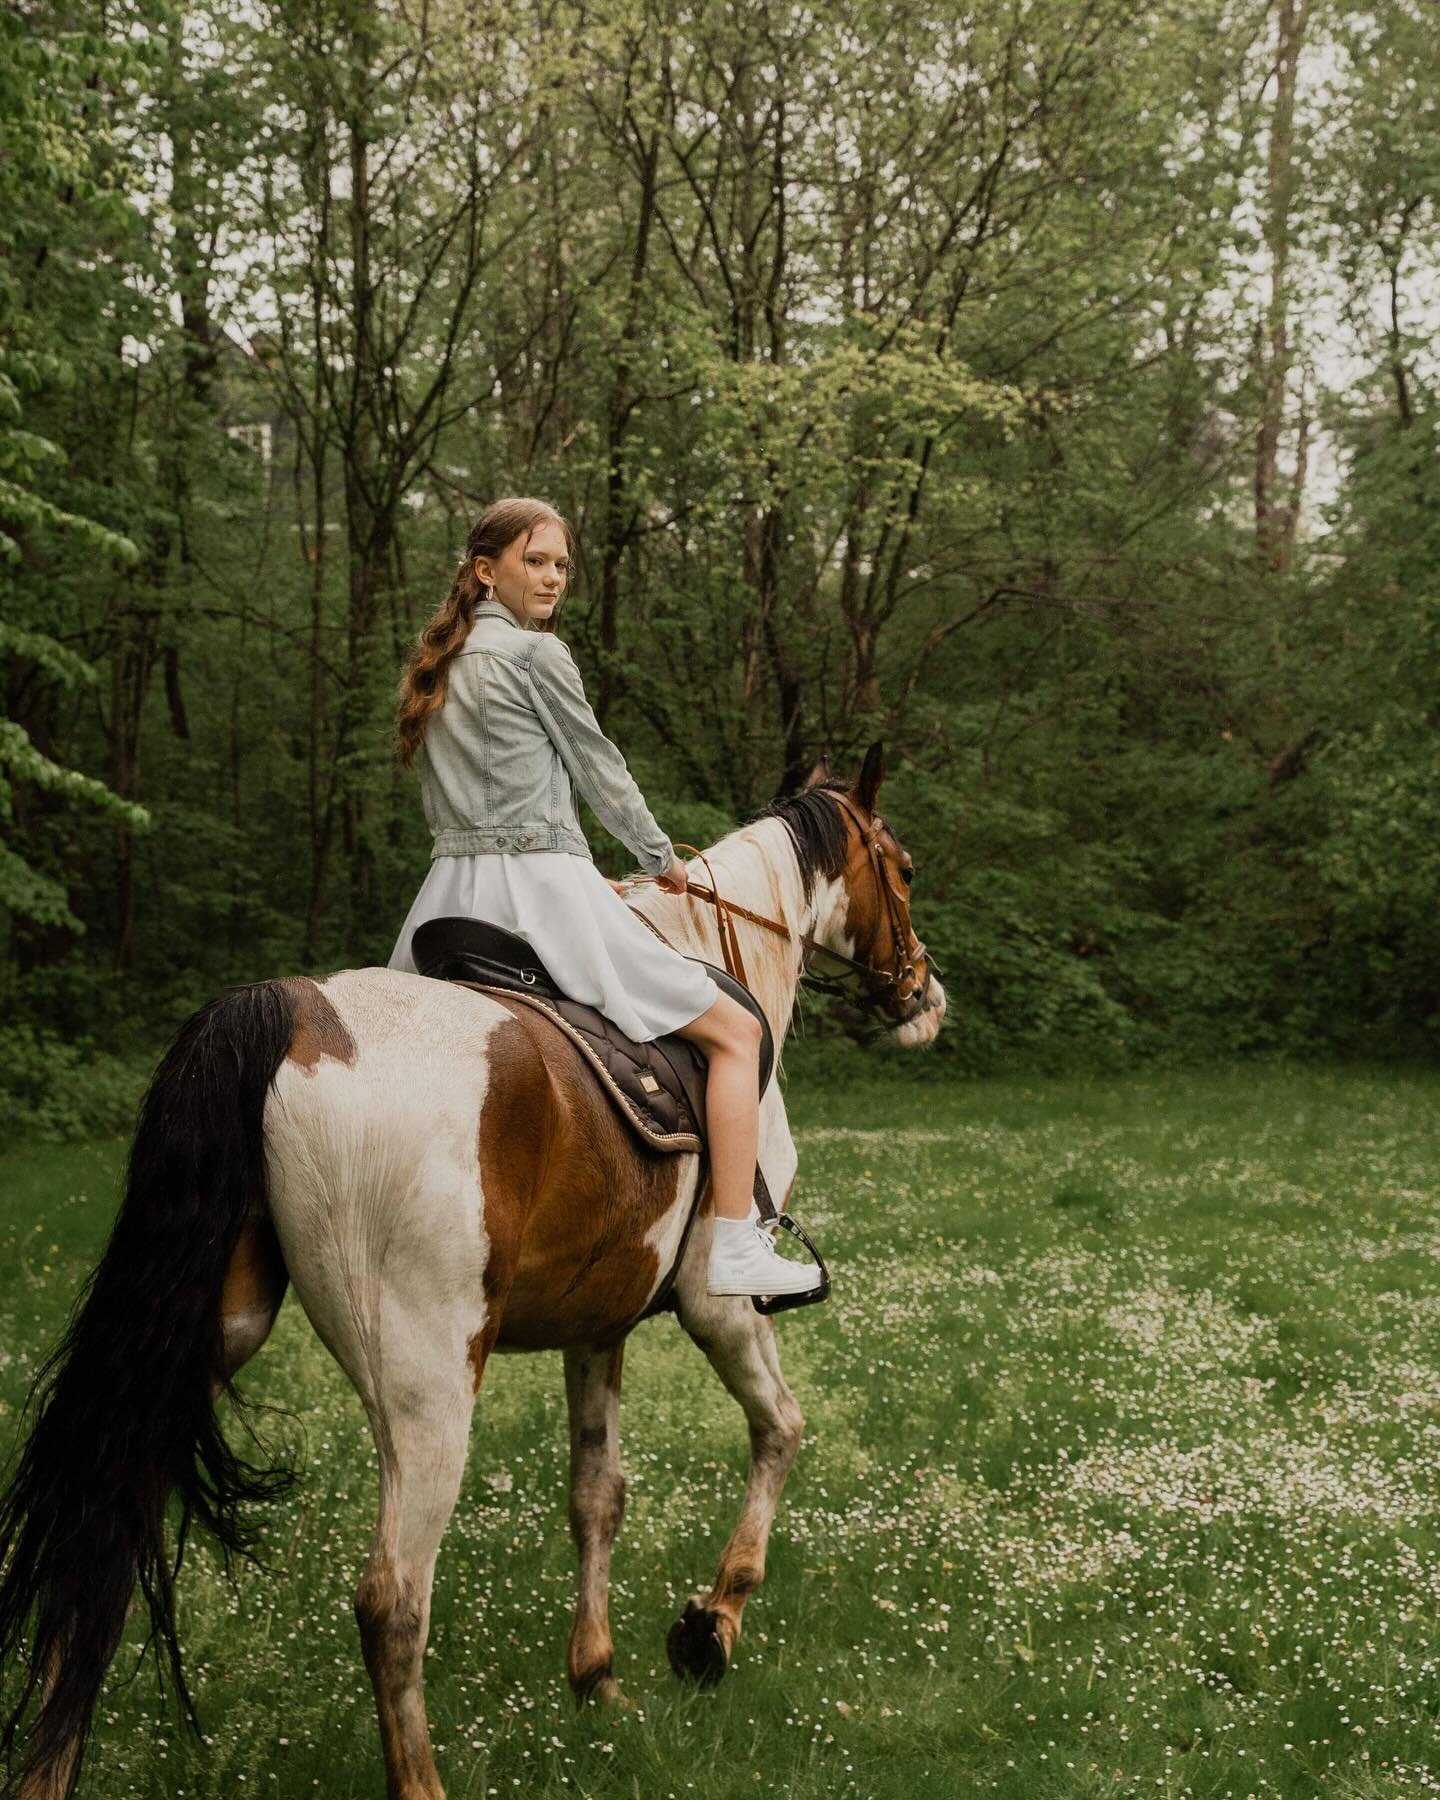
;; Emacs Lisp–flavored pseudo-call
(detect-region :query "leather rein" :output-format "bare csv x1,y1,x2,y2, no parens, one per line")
633,792,939,1025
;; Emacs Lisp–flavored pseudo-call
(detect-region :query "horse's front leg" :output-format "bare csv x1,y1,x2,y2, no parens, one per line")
562,1341,629,1705
666,1256,806,1685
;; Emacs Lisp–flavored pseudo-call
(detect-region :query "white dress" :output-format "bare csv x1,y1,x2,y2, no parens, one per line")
388,850,720,1044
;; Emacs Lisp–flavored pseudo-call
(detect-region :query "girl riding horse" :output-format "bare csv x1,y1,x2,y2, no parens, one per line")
389,495,821,1300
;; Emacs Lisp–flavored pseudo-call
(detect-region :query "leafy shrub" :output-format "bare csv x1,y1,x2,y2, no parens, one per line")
0,1024,148,1146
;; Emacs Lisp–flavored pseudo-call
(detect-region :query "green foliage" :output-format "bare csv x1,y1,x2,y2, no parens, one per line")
2,0,1437,1073
0,1024,147,1144
0,3,155,937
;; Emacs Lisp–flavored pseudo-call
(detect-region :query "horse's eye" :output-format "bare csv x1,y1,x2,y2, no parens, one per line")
901,866,913,886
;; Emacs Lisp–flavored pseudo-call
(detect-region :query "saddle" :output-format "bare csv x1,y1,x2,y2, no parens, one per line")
411,915,826,1319
411,916,773,1150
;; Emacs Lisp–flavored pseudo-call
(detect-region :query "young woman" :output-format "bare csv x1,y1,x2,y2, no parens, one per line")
390,495,820,1299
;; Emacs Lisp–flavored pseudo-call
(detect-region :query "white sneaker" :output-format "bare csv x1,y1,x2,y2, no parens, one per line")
706,1217,824,1298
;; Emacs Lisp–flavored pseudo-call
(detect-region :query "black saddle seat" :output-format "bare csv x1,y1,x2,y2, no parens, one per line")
409,913,774,1103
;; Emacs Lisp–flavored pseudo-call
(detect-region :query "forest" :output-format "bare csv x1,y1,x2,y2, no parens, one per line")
4,0,1438,1138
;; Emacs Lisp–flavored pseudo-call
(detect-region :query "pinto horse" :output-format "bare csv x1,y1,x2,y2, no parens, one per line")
0,745,944,1800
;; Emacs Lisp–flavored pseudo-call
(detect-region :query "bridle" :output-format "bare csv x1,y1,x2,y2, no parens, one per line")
635,792,941,1027
792,791,941,1024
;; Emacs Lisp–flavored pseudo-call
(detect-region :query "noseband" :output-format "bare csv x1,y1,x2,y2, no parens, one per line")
654,793,940,1025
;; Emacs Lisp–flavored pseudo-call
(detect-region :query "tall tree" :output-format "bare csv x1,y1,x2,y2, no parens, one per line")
0,2,151,969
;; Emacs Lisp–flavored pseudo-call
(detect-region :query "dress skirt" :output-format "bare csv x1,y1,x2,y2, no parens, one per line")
388,851,720,1044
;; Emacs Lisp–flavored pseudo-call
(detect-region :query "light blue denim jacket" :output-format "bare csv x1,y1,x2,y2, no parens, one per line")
418,597,675,876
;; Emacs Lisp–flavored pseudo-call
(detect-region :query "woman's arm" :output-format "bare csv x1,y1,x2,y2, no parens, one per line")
527,632,675,876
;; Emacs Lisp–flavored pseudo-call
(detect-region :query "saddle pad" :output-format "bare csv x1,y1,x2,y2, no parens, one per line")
451,980,708,1152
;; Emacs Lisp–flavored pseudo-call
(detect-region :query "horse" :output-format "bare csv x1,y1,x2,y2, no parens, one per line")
0,743,945,1800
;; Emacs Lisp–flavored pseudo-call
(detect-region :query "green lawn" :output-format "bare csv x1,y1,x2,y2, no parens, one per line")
3,1065,1440,1799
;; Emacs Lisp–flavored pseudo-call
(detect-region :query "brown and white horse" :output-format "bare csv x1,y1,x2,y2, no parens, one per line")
0,745,944,1800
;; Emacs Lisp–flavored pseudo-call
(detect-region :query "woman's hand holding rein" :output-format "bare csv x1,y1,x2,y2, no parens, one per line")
607,855,687,897
655,856,688,894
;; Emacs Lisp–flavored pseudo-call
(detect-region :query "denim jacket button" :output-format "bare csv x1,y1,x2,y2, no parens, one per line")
495,834,509,849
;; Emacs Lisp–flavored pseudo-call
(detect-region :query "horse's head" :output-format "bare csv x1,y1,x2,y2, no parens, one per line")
795,743,946,1049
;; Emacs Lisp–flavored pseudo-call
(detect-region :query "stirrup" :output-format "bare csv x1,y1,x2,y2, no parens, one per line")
752,1213,831,1316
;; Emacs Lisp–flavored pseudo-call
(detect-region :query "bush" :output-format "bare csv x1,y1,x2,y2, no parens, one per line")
0,1023,148,1146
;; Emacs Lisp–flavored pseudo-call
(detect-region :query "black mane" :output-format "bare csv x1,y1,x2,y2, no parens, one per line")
741,780,851,905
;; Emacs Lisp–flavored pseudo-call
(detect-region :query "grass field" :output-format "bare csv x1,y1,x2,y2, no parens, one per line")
3,1064,1440,1799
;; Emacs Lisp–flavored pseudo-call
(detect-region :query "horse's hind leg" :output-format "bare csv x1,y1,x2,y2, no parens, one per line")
666,1282,805,1685
563,1341,628,1705
353,1346,476,1800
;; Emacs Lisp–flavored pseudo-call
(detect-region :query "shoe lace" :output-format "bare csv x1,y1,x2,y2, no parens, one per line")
754,1216,780,1249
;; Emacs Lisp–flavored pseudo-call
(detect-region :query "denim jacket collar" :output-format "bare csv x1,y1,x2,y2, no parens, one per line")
472,596,536,632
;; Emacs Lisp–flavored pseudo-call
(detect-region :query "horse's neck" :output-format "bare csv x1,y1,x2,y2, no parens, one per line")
629,817,837,1047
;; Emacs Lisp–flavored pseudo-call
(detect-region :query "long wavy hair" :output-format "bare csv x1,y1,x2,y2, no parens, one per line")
394,497,577,769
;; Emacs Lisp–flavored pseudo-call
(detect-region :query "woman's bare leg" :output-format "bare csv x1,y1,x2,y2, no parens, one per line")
671,994,763,1221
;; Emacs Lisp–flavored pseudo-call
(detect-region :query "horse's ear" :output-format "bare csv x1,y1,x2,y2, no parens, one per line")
799,754,831,792
853,741,884,813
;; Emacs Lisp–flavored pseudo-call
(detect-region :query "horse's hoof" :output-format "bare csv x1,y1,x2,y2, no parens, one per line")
666,1598,729,1686
571,1664,631,1709
585,1673,634,1709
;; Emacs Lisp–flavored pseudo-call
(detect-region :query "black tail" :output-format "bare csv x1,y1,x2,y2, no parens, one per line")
0,980,301,1797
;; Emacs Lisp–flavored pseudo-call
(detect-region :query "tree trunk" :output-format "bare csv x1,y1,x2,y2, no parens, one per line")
1254,0,1306,570
597,98,662,726
109,595,158,970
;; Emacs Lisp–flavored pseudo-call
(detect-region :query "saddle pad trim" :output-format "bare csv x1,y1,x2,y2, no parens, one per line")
453,981,703,1154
